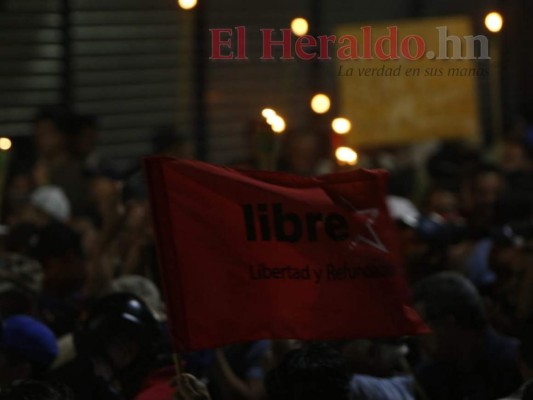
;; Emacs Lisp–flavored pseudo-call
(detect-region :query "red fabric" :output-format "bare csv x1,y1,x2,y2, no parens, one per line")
135,366,176,400
144,157,428,351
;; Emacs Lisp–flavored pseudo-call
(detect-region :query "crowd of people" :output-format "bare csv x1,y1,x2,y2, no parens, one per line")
0,106,531,400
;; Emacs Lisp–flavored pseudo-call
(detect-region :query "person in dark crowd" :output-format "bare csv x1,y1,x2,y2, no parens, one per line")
3,223,40,257
499,315,533,399
394,207,468,283
500,136,532,175
0,315,58,384
496,137,533,226
277,131,323,176
0,253,43,317
425,141,482,193
2,98,533,400
32,108,71,170
264,342,350,400
175,374,212,400
53,293,169,400
337,339,417,400
456,218,533,338
31,107,90,217
413,272,521,400
461,163,505,238
209,341,271,400
3,135,37,225
31,222,86,337
0,380,72,400
71,115,101,171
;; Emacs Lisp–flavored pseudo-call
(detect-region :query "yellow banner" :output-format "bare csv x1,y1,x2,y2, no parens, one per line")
335,16,482,147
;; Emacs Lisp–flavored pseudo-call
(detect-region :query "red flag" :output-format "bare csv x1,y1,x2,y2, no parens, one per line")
144,157,427,351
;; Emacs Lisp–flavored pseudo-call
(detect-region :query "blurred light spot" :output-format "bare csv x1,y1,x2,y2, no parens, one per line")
291,18,309,36
178,0,197,10
331,118,352,134
311,94,331,114
335,146,358,166
270,116,286,134
0,137,12,151
262,108,276,119
485,12,503,33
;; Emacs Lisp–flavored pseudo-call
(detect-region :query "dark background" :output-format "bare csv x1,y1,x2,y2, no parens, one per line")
0,0,530,165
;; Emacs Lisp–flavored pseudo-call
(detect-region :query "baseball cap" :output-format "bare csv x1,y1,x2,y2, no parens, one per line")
108,275,165,321
30,186,71,222
386,195,419,223
0,315,58,367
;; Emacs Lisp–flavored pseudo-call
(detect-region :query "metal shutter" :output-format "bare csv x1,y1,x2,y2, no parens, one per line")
70,0,193,165
0,0,64,138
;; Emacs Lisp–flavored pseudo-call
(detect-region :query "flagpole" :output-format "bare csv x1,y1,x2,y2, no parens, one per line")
399,355,429,400
173,352,184,389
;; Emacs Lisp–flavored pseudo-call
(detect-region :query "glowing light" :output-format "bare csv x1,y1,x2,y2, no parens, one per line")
331,118,352,134
178,0,197,10
335,146,358,166
0,137,12,151
485,12,503,33
270,116,286,134
266,114,278,125
291,18,309,36
261,108,276,119
310,94,331,114
263,108,286,134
